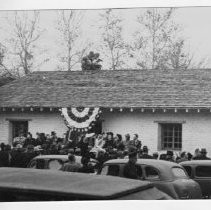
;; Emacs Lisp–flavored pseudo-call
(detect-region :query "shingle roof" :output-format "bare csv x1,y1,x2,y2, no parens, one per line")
0,69,211,108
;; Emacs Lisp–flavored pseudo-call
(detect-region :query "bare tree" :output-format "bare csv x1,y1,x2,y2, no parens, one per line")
4,11,48,77
168,39,208,69
56,10,91,71
132,8,178,69
99,9,128,70
132,8,207,70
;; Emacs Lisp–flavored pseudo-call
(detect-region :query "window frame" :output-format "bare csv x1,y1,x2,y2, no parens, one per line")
143,165,161,181
159,123,183,151
171,167,188,179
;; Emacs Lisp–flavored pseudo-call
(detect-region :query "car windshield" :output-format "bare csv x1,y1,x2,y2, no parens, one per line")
172,167,188,178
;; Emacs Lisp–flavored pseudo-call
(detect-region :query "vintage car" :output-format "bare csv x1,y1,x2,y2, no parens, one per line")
98,159,202,199
180,160,211,198
27,155,98,171
0,167,172,201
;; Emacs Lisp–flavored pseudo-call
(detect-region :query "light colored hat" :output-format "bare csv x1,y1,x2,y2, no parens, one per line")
85,133,95,138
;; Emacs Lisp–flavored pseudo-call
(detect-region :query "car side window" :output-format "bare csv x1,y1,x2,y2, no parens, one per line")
196,166,211,177
100,165,120,176
107,165,120,176
145,166,160,180
36,159,46,169
183,166,192,177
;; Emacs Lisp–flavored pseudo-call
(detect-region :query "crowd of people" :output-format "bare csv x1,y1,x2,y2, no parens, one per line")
0,130,210,171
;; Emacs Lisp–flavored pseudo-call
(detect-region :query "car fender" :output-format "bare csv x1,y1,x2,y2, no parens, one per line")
151,181,179,199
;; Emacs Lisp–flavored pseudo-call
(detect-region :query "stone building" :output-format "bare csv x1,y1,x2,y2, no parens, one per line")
1,69,211,154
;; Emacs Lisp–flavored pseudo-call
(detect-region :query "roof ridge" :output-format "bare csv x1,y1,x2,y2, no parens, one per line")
31,68,211,74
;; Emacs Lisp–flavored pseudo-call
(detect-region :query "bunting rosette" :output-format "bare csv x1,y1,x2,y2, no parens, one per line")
60,107,100,130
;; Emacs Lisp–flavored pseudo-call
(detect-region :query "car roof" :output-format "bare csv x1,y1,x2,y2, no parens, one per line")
105,158,180,168
32,155,98,163
104,159,182,180
0,168,154,200
180,160,211,166
33,155,69,160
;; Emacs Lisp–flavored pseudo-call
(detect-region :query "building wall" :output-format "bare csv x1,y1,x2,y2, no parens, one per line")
102,110,211,155
0,112,67,144
1,110,211,155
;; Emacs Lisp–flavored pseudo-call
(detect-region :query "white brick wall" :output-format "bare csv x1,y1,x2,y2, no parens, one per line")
102,110,211,155
1,110,211,156
0,112,67,144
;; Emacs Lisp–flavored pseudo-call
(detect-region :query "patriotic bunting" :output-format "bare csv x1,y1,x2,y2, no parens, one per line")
60,107,100,130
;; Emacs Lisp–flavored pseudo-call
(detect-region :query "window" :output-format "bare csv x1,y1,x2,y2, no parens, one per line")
196,166,211,177
101,165,120,177
107,165,120,176
172,167,188,178
10,120,28,139
145,166,159,180
183,166,192,177
161,123,182,150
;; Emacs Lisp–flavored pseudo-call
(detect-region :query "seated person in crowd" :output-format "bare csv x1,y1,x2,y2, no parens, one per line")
103,132,115,153
114,134,125,151
139,146,153,159
23,132,35,148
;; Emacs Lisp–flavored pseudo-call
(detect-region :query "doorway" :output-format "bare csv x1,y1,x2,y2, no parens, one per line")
10,121,28,139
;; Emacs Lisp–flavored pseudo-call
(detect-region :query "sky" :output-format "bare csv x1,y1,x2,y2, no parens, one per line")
0,6,211,71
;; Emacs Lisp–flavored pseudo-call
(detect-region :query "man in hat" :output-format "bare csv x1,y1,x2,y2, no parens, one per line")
139,146,153,159
123,149,139,179
193,148,210,160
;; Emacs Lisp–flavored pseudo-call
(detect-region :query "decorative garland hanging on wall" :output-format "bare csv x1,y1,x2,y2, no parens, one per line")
60,107,101,131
